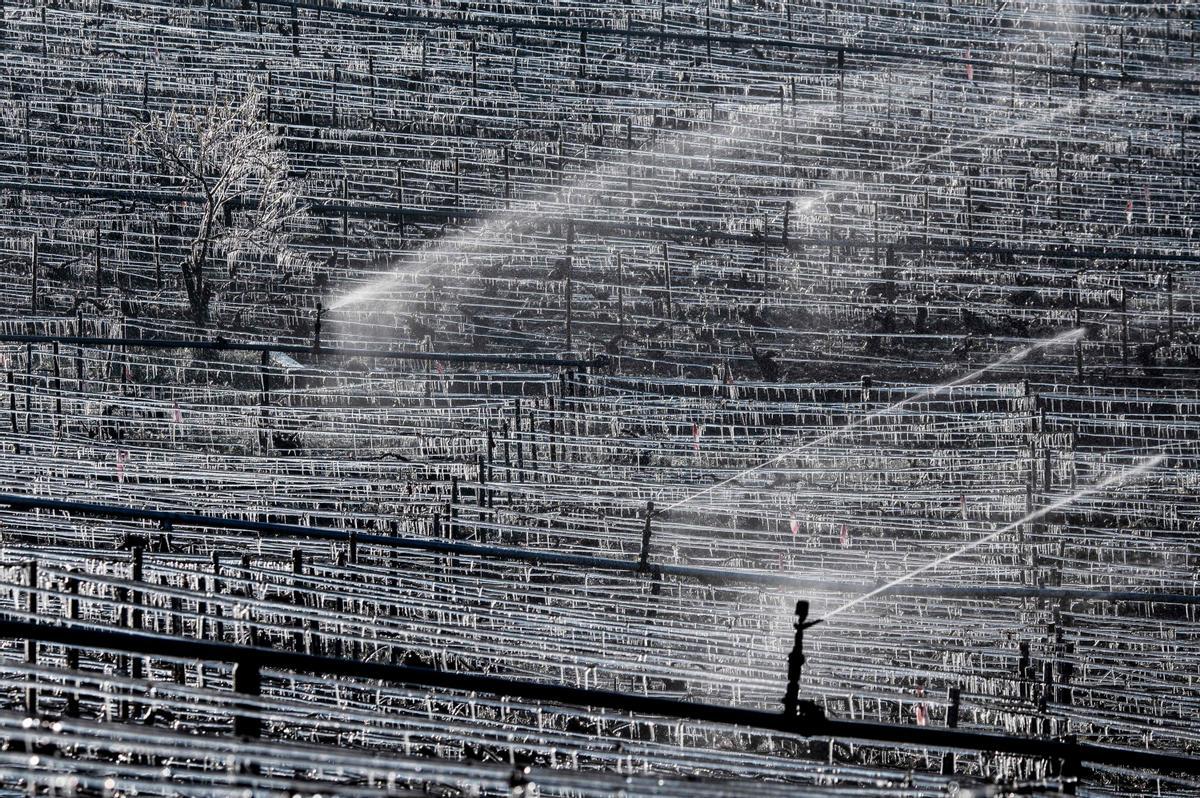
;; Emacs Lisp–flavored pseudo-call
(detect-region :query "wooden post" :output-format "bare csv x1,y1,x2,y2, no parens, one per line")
129,548,144,688
7,370,16,434
211,552,224,642
1166,270,1175,336
1073,309,1083,379
941,686,960,774
25,560,37,716
290,4,299,57
259,349,270,453
366,56,375,128
64,576,80,714
514,399,524,484
313,301,323,353
130,547,144,630
965,180,973,246
29,234,38,313
24,343,32,435
74,312,84,384
625,117,634,201
1120,286,1129,367
164,574,185,684
94,225,102,297
477,453,487,510
548,396,557,465
565,218,574,351
556,133,565,187
1055,142,1063,225
705,0,712,63
923,187,930,246
340,174,348,244
232,660,262,738
616,253,626,341
265,69,273,123
396,167,405,242
470,39,478,98
662,242,673,339
52,341,60,429
454,156,462,222
153,222,162,289
503,146,511,208
511,29,520,83
502,419,511,474
291,549,303,607
837,48,845,120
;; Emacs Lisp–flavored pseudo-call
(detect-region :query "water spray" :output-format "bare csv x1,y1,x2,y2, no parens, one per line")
820,452,1166,622
656,327,1086,515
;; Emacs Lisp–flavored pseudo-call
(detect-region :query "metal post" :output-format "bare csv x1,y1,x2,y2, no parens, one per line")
291,548,303,605
232,659,262,738
782,599,821,718
638,501,654,571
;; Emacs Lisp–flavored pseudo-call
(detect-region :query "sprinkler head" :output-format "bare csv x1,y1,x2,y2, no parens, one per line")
793,599,808,623
794,600,823,630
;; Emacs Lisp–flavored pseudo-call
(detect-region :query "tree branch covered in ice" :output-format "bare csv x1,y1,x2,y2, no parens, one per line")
133,89,309,324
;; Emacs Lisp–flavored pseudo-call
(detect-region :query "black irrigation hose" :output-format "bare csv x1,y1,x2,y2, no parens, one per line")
2,493,1197,607
1,617,1197,775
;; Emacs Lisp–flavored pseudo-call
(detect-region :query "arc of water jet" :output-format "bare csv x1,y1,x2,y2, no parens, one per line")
820,452,1166,621
326,104,790,311
327,66,950,311
788,90,1115,228
656,327,1085,514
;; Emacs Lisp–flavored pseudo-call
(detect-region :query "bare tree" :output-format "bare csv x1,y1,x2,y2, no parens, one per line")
133,89,308,325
